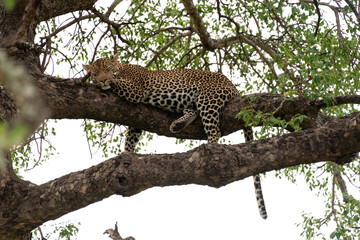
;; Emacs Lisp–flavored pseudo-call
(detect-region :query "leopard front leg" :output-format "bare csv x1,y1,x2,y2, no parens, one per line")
124,127,142,152
170,109,198,133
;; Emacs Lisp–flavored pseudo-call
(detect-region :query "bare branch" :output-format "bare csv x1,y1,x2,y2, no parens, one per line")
332,162,360,208
39,14,96,47
215,0,240,34
91,7,131,45
313,0,321,37
104,222,135,240
181,48,205,68
300,0,344,42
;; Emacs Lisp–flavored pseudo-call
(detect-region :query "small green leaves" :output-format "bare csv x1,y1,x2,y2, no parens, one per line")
236,108,307,139
32,221,80,240
3,0,17,11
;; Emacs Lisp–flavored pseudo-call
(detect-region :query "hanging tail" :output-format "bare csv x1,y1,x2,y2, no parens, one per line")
253,174,267,219
244,127,268,219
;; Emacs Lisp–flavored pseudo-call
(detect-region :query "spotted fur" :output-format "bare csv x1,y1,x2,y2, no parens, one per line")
244,127,268,219
83,54,267,219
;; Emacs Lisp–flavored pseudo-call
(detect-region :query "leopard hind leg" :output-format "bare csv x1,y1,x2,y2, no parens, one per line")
170,109,198,133
125,127,142,152
196,98,222,143
244,127,268,219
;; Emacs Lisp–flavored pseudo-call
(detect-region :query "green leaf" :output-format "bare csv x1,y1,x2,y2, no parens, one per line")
3,0,17,11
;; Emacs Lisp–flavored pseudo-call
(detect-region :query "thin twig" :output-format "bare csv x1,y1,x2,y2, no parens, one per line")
146,31,192,68
313,0,321,37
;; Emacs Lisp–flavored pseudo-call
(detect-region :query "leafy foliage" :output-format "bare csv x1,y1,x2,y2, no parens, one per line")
32,222,80,240
12,121,57,174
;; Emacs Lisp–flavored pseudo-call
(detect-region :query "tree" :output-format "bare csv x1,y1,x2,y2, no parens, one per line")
0,0,360,239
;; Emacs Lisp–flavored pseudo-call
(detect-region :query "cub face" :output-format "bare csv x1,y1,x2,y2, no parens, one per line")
82,54,120,90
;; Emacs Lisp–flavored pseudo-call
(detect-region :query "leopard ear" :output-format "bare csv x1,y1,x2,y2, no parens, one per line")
111,54,119,62
82,64,91,73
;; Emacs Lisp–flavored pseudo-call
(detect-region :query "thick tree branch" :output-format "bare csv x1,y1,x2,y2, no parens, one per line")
37,0,97,22
180,0,217,50
3,67,360,142
23,71,360,140
1,112,359,238
15,0,41,42
31,73,326,140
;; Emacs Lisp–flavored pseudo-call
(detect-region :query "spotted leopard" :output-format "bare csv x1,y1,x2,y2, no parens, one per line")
83,54,267,219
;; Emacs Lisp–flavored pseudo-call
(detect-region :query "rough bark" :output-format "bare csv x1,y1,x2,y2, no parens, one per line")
1,113,359,239
33,73,323,140
0,1,360,239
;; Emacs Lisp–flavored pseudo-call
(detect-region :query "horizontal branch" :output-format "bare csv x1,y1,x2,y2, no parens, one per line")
31,73,326,139
3,71,360,141
315,95,360,108
37,0,97,21
2,112,359,237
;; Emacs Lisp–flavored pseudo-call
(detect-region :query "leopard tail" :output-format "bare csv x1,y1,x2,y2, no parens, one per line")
244,127,268,219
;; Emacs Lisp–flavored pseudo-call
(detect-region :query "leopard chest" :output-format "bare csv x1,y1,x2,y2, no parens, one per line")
141,87,199,113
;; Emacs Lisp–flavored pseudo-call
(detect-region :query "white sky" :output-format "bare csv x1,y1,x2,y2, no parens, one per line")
21,120,329,240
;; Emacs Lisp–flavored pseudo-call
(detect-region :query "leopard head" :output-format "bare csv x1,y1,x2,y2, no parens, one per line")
83,54,120,90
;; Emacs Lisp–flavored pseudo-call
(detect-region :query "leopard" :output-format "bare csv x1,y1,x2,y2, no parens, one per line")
83,54,267,219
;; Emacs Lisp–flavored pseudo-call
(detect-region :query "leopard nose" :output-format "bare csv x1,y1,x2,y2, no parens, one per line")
97,75,107,83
